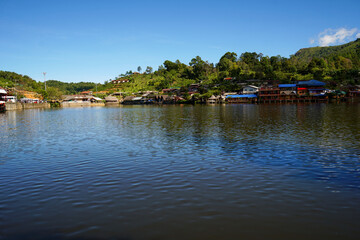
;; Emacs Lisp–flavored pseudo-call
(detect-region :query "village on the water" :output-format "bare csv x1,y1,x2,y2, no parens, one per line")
1,77,360,112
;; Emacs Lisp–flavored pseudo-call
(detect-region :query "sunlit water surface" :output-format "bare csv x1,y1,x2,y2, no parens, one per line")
0,104,359,240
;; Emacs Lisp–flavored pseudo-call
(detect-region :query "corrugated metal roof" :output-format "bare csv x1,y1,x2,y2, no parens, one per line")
278,84,296,88
297,80,326,86
226,94,257,98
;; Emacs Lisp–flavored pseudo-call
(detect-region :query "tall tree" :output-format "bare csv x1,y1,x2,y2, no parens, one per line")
145,66,153,74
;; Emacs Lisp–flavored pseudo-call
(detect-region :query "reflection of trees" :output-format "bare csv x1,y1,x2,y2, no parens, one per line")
108,104,360,159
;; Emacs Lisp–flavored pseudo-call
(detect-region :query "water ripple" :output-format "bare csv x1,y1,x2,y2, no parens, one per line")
0,104,360,239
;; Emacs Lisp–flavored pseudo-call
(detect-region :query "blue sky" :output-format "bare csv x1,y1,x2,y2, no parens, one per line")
0,0,359,83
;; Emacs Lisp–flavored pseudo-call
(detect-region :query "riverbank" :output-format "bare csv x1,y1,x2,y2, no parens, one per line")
3,97,359,111
5,102,50,111
4,102,106,111
60,102,105,108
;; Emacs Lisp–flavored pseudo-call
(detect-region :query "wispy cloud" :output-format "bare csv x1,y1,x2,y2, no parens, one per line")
311,27,359,46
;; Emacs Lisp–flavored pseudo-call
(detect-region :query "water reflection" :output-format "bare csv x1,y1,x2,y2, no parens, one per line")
0,104,359,239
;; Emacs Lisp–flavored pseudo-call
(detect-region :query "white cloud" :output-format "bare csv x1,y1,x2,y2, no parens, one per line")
317,28,359,46
309,38,315,45
357,33,360,38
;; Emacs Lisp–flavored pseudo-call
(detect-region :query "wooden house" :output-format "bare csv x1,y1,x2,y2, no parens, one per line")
258,87,280,102
296,80,326,96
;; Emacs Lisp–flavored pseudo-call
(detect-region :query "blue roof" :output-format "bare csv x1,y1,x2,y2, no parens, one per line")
226,94,257,98
297,80,326,87
278,84,296,88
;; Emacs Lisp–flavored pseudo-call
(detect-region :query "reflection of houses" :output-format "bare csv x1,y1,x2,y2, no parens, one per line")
242,85,259,94
226,94,257,103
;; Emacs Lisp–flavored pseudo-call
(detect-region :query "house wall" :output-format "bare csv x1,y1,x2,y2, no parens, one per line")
61,102,91,108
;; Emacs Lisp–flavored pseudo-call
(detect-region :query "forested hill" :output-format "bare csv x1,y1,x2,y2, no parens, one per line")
46,80,96,94
0,70,43,91
1,39,360,99
0,71,99,99
292,38,360,68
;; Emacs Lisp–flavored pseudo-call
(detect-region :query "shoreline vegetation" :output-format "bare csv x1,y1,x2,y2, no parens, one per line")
1,39,360,110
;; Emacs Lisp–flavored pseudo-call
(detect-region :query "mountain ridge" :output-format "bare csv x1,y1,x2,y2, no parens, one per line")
293,38,360,67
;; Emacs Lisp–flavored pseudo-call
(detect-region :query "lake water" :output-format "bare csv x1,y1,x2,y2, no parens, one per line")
0,104,359,240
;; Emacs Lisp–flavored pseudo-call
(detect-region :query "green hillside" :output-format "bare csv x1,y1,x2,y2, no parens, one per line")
0,70,43,91
293,38,360,68
1,39,360,98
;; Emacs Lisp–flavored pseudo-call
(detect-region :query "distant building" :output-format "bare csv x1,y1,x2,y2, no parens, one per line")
0,88,6,112
0,88,7,104
20,98,40,103
5,96,16,103
104,96,119,103
348,85,360,98
122,96,135,104
112,79,129,84
258,87,280,101
188,83,201,92
63,95,102,102
296,80,326,96
242,85,259,94
162,88,178,94
207,95,221,104
80,91,93,95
